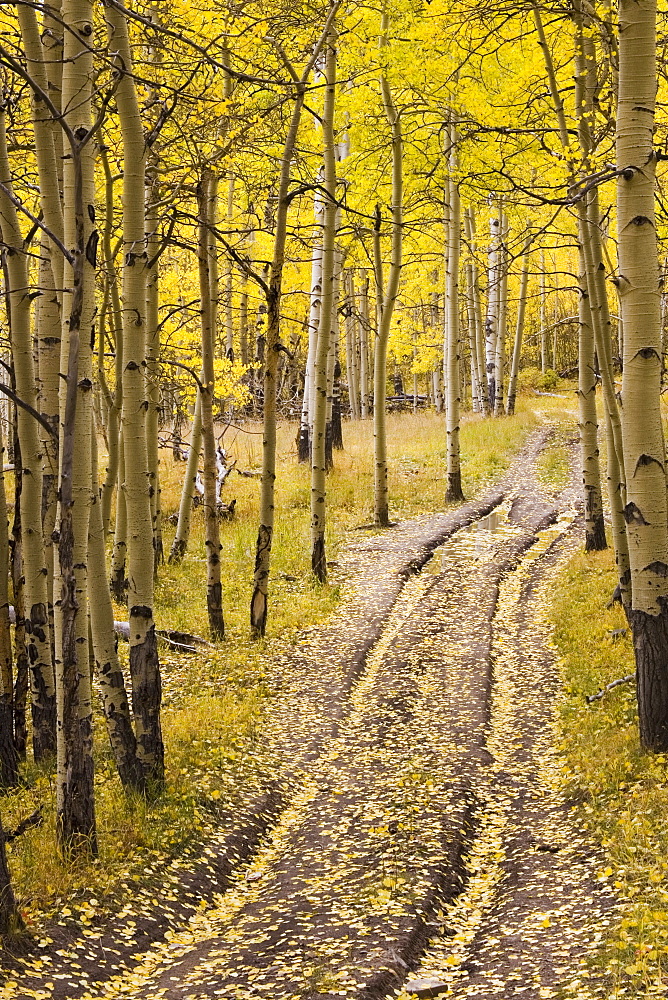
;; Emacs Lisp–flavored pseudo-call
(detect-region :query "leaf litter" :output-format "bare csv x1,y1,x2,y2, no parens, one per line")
0,429,621,999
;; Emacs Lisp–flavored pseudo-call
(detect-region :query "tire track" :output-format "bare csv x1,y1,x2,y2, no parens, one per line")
401,521,619,1000
3,429,589,1000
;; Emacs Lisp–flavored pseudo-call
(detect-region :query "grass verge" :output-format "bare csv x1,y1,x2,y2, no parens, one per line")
552,545,668,998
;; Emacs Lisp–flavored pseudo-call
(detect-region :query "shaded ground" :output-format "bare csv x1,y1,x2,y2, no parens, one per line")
2,429,618,999
401,522,618,1000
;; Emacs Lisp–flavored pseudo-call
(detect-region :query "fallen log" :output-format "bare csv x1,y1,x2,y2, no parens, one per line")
113,622,213,654
8,607,211,656
585,674,635,704
4,808,42,843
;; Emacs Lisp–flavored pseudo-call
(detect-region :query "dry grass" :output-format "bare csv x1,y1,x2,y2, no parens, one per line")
552,546,668,997
4,402,540,930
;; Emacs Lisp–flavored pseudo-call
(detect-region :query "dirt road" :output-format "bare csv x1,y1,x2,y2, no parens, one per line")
4,431,618,1000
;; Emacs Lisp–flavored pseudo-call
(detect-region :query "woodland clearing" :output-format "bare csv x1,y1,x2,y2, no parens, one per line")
1,401,664,999
2,1,668,993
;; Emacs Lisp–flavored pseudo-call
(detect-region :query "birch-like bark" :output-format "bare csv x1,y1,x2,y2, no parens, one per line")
345,272,360,419
330,305,344,450
224,172,235,357
493,213,508,416
107,2,164,784
89,428,143,790
573,5,606,550
239,248,249,366
145,2,164,568
17,5,63,628
616,0,668,750
0,111,56,761
109,433,127,601
536,0,610,565
373,10,403,527
445,122,463,501
197,171,224,641
299,179,325,462
465,257,480,413
310,29,338,577
325,229,344,459
465,207,487,415
169,391,202,565
359,271,370,417
99,145,124,536
9,422,28,759
540,252,548,373
145,224,162,572
576,242,607,550
432,369,443,412
581,198,630,585
37,246,60,650
484,207,500,408
251,7,339,628
55,0,97,852
506,235,531,416
0,417,16,787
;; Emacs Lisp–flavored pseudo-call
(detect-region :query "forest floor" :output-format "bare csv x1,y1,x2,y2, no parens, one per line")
0,411,634,1000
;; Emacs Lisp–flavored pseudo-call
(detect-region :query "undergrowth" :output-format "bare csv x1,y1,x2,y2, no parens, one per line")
552,546,668,998
5,404,539,932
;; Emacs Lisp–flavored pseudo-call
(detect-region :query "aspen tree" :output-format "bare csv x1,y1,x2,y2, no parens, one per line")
99,145,124,536
106,1,164,784
539,252,547,373
616,0,668,749
8,423,27,760
464,207,487,416
37,245,61,626
373,9,403,528
239,264,249,365
0,109,56,761
325,228,344,463
89,428,143,790
465,251,480,413
310,26,339,579
506,233,531,417
576,243,607,551
444,121,463,501
197,171,224,640
573,4,606,550
251,7,339,629
16,4,63,629
224,173,235,358
298,180,324,462
55,0,98,852
220,44,235,361
534,0,609,559
169,391,203,564
109,433,128,602
493,213,508,416
0,417,16,787
484,208,500,409
0,812,20,936
145,12,164,572
358,271,370,418
344,272,360,419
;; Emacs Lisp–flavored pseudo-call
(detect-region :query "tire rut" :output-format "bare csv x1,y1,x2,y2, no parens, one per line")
2,428,588,1000
400,523,619,1000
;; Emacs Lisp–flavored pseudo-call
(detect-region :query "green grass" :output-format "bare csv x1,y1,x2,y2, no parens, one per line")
536,442,571,490
552,545,668,997
5,401,541,932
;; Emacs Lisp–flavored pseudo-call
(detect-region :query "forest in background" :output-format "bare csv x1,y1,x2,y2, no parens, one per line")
0,1,666,987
